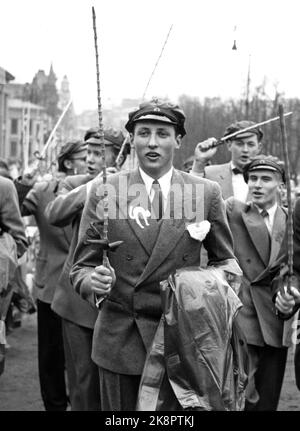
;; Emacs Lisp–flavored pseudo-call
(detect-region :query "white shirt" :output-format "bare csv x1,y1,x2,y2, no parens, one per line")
231,162,249,203
139,167,173,211
256,202,278,234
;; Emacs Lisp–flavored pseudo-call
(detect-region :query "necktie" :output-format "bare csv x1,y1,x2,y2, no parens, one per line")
232,167,243,175
151,180,163,220
261,209,271,234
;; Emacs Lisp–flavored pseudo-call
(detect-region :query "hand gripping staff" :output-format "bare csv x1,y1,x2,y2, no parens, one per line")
88,7,123,308
199,112,293,151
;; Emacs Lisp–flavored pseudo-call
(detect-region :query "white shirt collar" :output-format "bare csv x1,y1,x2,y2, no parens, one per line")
139,167,173,201
256,202,278,217
255,202,278,233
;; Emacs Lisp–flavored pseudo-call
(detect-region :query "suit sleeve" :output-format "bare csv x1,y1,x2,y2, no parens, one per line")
70,180,104,298
45,178,87,227
203,182,241,274
0,180,28,258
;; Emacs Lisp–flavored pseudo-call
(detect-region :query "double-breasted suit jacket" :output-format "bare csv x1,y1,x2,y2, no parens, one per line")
45,174,98,328
71,168,238,375
225,197,287,347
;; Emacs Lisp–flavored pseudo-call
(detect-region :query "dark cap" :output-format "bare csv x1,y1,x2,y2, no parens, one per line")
125,97,186,137
84,127,129,153
243,155,286,183
57,140,87,172
223,120,263,141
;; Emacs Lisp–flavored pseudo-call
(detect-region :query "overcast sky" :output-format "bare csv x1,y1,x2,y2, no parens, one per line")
1,0,300,114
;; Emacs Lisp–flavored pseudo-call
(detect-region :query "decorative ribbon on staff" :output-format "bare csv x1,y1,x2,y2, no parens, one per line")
278,104,295,293
199,112,293,151
89,6,123,308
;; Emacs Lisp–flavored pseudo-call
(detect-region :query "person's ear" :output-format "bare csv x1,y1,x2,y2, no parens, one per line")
63,159,73,170
227,141,232,153
175,135,182,149
257,142,262,153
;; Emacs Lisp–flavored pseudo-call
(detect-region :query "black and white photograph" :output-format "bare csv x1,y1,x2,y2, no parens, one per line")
0,0,300,415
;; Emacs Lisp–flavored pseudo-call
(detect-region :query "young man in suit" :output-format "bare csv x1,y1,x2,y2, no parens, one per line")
45,128,129,411
225,156,289,410
70,98,240,411
14,140,87,411
191,121,263,201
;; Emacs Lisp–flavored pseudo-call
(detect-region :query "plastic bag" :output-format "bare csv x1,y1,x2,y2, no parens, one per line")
137,266,248,411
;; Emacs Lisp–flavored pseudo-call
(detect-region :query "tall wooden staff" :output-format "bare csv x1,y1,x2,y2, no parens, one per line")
91,7,123,307
278,104,294,293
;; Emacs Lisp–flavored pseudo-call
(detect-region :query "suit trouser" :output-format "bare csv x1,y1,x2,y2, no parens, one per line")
98,367,141,411
62,318,100,411
245,343,288,411
98,367,183,411
37,299,68,411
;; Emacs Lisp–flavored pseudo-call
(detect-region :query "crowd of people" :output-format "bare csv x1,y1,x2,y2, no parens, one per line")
0,97,300,411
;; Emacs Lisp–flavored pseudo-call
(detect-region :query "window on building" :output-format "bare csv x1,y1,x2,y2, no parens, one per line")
11,118,18,135
10,141,17,157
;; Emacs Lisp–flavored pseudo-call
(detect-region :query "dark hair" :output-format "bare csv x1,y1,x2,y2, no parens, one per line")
57,140,86,173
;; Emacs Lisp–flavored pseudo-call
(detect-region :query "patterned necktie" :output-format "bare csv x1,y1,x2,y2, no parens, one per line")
151,180,163,220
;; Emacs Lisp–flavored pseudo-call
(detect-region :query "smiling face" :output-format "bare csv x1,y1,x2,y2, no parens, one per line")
227,133,261,170
248,169,283,209
131,121,181,179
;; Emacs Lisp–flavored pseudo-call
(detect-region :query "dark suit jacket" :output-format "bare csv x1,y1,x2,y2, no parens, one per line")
71,168,238,375
17,178,72,304
226,197,287,348
45,174,98,329
0,176,27,258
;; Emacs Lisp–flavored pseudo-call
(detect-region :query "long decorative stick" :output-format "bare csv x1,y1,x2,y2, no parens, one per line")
141,24,173,101
92,6,108,262
278,104,294,292
24,98,73,178
34,98,73,161
200,111,293,150
91,7,123,307
115,24,174,168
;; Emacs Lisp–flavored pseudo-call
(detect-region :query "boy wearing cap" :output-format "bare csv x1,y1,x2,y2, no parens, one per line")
71,98,240,411
15,140,87,411
225,155,290,410
44,127,128,411
191,121,263,202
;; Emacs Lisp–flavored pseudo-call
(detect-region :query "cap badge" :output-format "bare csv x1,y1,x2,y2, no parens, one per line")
153,107,160,112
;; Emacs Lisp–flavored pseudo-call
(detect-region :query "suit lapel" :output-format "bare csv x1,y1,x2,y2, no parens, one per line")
136,170,195,286
116,169,154,256
218,164,233,199
241,203,270,267
268,206,287,267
